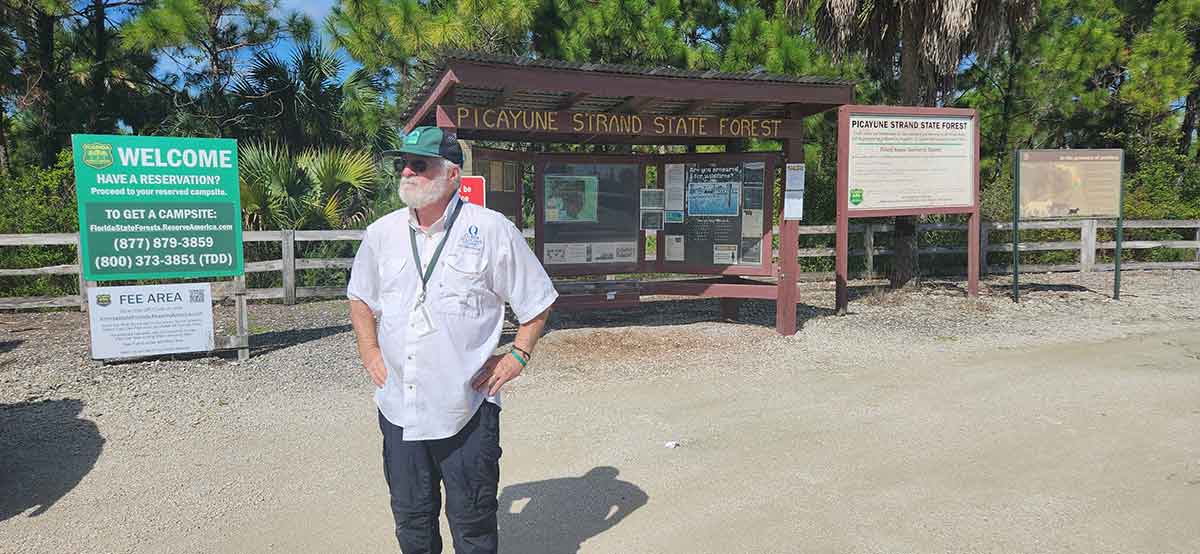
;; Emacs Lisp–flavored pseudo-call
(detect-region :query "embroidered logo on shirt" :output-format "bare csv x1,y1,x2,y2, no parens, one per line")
459,224,484,250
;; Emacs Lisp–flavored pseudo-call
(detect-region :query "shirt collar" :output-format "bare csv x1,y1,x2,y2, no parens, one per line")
407,196,462,235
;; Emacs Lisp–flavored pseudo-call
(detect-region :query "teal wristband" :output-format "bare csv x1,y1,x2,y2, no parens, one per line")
509,350,528,367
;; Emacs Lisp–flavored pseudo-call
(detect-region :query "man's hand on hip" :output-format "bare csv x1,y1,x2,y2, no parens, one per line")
363,349,387,387
471,353,523,396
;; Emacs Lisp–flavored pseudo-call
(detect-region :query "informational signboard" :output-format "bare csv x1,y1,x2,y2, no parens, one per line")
87,283,214,359
1017,149,1123,219
662,159,768,268
539,161,641,270
72,134,243,281
835,105,982,313
846,113,975,211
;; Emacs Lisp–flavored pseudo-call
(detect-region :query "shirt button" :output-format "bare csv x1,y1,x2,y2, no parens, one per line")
406,384,415,391
407,355,414,361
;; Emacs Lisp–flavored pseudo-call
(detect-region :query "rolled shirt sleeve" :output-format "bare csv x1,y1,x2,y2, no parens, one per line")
493,221,558,323
347,229,381,314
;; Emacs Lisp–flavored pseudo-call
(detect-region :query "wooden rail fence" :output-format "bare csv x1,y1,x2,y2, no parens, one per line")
2,219,1197,311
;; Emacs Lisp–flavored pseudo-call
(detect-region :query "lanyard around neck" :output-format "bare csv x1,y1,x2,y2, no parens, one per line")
409,199,464,306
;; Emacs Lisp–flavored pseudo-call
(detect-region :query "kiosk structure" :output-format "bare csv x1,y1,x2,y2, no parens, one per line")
401,52,854,335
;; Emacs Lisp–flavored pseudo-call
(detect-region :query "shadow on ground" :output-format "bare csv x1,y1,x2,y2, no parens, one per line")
0,339,22,354
987,282,1095,294
0,398,104,522
529,298,836,340
249,324,352,356
499,466,648,554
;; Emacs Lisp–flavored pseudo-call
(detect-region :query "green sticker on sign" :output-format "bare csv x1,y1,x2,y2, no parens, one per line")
72,134,244,281
849,188,864,206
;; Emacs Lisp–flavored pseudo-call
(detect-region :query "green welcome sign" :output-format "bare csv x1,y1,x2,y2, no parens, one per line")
72,134,244,281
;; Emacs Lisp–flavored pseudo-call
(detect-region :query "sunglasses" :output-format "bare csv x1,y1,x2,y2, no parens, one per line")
393,157,435,174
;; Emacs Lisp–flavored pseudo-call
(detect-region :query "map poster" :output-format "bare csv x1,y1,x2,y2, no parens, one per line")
1018,149,1122,219
544,175,599,223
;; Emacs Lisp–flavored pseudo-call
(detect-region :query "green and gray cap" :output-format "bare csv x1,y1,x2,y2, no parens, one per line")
385,126,464,166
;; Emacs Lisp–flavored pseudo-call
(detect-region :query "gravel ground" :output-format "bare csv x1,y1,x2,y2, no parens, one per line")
1,269,1198,553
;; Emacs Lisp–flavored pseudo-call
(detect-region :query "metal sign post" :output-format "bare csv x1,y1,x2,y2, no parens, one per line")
1012,150,1021,303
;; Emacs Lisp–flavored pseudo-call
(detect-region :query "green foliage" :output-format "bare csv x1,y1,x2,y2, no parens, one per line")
0,151,79,296
238,142,378,231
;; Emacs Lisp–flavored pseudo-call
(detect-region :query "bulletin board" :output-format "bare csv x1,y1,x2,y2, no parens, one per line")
471,147,527,229
534,154,646,276
653,152,777,276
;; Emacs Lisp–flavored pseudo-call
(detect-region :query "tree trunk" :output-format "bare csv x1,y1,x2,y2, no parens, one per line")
34,9,60,167
890,7,923,289
1180,89,1197,157
89,0,108,132
0,103,9,177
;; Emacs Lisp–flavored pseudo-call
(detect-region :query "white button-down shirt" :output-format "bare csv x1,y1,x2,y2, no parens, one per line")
347,198,557,440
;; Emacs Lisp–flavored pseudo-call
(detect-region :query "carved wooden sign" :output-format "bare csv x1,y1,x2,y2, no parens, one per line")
437,105,803,139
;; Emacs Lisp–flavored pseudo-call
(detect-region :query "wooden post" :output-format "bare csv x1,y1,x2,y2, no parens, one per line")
979,220,990,276
1080,219,1097,272
235,275,250,361
282,229,297,305
1194,226,1199,262
721,140,744,321
76,235,88,312
776,121,804,335
967,211,980,297
863,223,875,279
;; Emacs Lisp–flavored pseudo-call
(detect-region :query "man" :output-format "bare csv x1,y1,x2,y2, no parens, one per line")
347,126,557,553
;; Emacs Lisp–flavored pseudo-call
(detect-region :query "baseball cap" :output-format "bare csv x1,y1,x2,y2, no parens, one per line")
385,126,464,166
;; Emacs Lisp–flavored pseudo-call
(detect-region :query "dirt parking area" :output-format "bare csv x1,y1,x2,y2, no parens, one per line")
2,270,1199,553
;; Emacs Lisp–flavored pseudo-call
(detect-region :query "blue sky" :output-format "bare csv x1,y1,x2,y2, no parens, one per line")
290,0,336,30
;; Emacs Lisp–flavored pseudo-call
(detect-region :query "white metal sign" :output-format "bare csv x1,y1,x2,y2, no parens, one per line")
847,114,975,211
88,283,214,359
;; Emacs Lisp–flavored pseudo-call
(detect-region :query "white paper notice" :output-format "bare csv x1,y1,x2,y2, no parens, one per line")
88,283,214,359
664,163,685,211
742,208,763,237
665,235,685,261
713,244,737,265
785,163,805,191
544,243,590,264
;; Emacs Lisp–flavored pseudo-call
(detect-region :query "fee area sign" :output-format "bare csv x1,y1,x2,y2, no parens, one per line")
72,134,244,281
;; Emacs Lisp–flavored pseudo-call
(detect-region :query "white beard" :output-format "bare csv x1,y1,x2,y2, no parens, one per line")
398,175,455,209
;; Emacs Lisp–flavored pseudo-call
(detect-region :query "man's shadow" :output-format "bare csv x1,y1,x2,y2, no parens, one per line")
499,466,647,554
0,398,105,522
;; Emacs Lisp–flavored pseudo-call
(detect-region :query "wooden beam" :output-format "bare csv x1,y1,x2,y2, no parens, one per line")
490,87,516,107
559,92,591,110
730,102,767,117
439,105,802,139
679,99,713,115
614,96,656,114
403,69,459,134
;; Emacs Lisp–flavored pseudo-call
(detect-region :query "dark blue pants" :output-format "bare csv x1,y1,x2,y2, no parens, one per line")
379,402,502,554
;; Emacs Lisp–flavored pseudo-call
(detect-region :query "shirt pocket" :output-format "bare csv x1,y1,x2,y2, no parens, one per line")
378,256,410,310
437,251,488,318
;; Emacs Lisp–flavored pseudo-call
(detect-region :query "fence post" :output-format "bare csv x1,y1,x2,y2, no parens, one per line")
862,223,875,279
979,220,990,276
1195,226,1199,262
1080,219,1097,272
235,275,250,362
282,229,297,305
76,236,88,312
